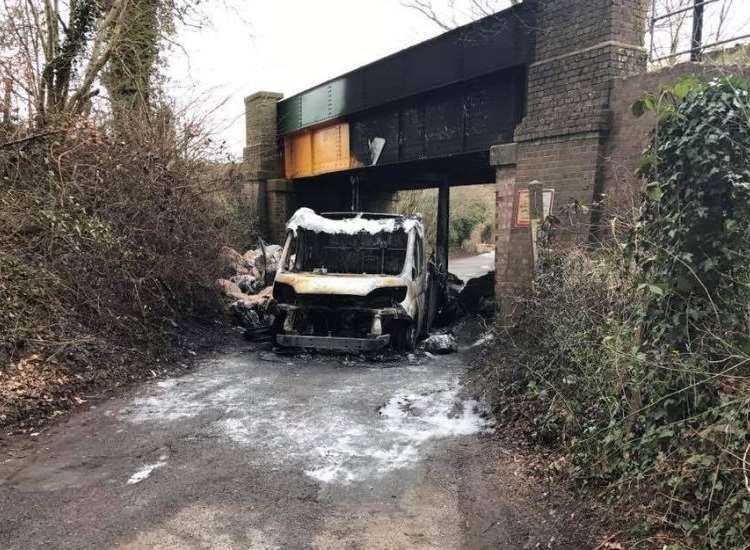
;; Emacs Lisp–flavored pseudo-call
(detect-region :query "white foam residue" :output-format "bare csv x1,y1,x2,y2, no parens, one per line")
472,332,495,348
287,208,420,236
127,457,167,485
407,365,429,373
119,354,495,487
327,386,361,395
368,443,420,473
300,386,494,485
121,368,252,423
306,463,357,484
378,389,493,441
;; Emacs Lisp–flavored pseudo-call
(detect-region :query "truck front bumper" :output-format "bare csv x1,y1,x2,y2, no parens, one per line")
275,334,391,352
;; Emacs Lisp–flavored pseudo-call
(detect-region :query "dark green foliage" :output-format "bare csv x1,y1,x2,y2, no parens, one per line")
633,76,750,348
488,76,750,549
449,203,487,246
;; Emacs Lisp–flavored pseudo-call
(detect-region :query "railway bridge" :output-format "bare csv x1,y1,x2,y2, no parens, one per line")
244,0,649,310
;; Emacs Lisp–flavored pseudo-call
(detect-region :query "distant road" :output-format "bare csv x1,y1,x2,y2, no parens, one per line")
449,252,495,281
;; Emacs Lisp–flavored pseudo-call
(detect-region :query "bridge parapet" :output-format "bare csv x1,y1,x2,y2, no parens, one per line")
512,0,649,240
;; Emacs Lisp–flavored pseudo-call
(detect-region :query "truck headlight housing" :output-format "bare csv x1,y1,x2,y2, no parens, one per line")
273,283,296,303
367,287,407,308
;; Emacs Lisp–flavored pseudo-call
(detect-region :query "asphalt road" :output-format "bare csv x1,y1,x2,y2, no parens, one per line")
0,340,586,549
449,253,495,282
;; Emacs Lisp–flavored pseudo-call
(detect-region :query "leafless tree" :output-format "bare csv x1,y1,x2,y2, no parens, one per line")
403,0,744,66
648,0,746,65
0,0,136,126
401,0,519,31
712,0,734,42
655,0,693,58
0,0,206,128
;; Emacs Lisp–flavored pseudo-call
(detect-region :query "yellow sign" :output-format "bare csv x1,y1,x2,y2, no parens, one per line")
515,189,555,227
516,190,531,227
284,122,351,178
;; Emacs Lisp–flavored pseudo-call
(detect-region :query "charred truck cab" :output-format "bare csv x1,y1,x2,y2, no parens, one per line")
273,208,430,352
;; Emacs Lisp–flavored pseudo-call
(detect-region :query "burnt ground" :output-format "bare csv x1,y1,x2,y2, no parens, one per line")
0,332,596,550
0,318,231,435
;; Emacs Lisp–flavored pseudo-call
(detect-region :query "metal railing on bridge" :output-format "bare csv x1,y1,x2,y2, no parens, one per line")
648,0,750,65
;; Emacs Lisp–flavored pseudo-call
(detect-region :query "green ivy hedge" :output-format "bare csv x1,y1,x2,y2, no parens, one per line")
491,76,750,549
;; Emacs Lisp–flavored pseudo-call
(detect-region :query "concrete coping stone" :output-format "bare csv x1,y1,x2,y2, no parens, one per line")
489,143,518,167
245,91,284,104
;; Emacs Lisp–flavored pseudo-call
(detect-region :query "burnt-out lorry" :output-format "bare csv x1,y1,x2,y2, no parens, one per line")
272,208,433,352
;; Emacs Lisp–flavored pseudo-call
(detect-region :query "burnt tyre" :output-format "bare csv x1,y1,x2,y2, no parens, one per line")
391,320,418,353
270,311,285,339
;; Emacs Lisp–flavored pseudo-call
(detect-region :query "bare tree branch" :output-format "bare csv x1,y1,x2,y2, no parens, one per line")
0,0,207,125
400,0,453,31
400,0,518,30
401,0,739,67
70,0,131,113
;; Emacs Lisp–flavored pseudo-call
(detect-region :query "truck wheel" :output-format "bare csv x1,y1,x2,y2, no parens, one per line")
271,311,286,337
391,321,417,353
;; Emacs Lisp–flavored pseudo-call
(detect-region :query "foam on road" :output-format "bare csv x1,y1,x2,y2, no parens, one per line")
119,353,494,486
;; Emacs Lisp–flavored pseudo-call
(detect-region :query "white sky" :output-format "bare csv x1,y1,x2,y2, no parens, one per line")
167,0,456,157
167,0,750,158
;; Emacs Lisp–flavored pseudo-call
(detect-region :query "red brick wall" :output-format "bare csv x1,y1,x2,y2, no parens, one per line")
496,135,605,311
495,0,649,307
534,0,647,62
603,63,750,216
262,181,295,245
244,92,284,180
515,0,649,143
495,170,514,278
516,135,604,244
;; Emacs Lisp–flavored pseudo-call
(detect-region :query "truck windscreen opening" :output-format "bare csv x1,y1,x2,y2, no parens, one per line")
286,229,408,275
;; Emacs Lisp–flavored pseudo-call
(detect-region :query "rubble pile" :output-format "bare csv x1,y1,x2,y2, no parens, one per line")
425,268,496,355
435,270,496,327
423,333,459,355
458,271,495,316
216,243,282,338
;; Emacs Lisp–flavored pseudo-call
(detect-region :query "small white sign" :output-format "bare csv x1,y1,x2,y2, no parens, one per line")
369,137,386,165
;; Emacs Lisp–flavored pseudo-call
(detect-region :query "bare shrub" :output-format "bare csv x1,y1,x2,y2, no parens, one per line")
0,108,248,427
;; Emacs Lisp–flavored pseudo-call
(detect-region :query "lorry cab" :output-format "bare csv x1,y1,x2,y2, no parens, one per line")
272,208,430,352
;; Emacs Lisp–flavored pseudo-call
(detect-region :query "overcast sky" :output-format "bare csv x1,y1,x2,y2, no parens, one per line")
167,0,455,157
167,0,750,158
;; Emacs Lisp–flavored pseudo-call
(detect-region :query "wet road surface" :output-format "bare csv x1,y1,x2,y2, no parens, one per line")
449,253,495,282
0,342,586,549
